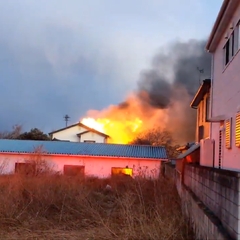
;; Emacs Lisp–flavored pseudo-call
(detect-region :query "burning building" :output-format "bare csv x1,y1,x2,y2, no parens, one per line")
49,122,109,143
79,40,211,145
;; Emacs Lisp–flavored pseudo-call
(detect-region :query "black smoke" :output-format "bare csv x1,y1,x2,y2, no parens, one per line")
137,39,211,143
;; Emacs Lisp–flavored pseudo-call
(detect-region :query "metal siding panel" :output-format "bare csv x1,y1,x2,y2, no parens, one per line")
0,140,167,159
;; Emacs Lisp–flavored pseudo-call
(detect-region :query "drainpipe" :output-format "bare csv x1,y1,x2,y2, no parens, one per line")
210,53,214,168
210,54,214,133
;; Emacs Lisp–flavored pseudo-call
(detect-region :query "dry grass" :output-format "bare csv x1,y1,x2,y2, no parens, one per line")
0,174,194,240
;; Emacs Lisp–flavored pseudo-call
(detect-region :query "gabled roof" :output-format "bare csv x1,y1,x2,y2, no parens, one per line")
0,139,168,160
77,130,109,138
206,0,239,52
190,79,211,108
49,122,109,138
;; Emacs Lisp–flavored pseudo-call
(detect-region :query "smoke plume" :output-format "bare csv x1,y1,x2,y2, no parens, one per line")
83,39,211,144
136,39,211,143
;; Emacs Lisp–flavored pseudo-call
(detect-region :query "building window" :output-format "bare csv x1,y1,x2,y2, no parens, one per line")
234,25,239,54
111,167,133,177
235,21,240,53
15,162,35,175
224,23,240,66
205,96,210,121
230,32,234,57
198,125,204,142
198,106,201,124
225,118,232,149
63,165,85,177
235,112,240,147
84,140,96,143
224,39,230,65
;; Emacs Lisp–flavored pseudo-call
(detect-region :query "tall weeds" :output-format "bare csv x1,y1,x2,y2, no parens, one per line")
0,174,194,239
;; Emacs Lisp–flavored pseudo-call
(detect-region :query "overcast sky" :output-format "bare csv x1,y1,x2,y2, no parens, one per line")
0,0,222,133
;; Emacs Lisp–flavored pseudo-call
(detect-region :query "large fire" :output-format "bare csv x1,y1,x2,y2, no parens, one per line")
80,94,168,144
81,117,143,144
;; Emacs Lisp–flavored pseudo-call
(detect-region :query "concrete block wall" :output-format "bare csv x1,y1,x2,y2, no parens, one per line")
184,164,240,240
181,186,231,240
176,170,182,196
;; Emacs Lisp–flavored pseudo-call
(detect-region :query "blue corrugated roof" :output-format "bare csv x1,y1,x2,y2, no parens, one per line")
0,139,168,160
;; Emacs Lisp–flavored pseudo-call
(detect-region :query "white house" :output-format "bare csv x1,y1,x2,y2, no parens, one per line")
49,122,109,143
0,139,168,179
203,0,240,170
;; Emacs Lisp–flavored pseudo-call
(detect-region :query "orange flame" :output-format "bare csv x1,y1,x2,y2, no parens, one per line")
81,116,142,144
80,94,168,144
81,117,105,133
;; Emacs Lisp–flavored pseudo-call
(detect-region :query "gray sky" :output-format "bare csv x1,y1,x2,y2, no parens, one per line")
0,0,222,133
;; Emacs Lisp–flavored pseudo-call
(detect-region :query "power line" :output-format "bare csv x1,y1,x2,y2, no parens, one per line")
64,114,70,127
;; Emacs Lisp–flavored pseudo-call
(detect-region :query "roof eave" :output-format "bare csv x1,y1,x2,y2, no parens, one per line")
49,122,109,138
49,123,79,135
206,0,230,52
190,85,203,108
77,130,109,138
206,0,239,53
190,80,211,108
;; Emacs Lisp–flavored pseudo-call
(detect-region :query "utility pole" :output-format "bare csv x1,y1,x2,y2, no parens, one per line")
197,67,204,85
64,114,70,127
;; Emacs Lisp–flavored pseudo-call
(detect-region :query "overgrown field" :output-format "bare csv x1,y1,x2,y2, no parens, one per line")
0,174,194,240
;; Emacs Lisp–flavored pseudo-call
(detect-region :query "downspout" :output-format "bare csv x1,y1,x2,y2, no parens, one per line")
210,53,215,168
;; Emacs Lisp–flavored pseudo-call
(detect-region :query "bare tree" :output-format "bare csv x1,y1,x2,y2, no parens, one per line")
0,125,22,139
130,128,180,158
0,125,50,140
25,145,55,175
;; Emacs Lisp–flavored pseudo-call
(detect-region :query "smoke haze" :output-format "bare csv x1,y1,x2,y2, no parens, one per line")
85,39,211,144
136,39,211,142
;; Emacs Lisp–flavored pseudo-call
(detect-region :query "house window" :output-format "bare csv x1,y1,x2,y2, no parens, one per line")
235,112,240,147
198,107,200,124
230,32,234,57
63,165,85,176
224,39,230,65
198,125,204,142
225,118,232,149
234,25,239,54
111,167,133,177
15,162,35,175
224,23,240,66
205,96,210,121
84,140,96,143
235,21,240,53
201,101,204,122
